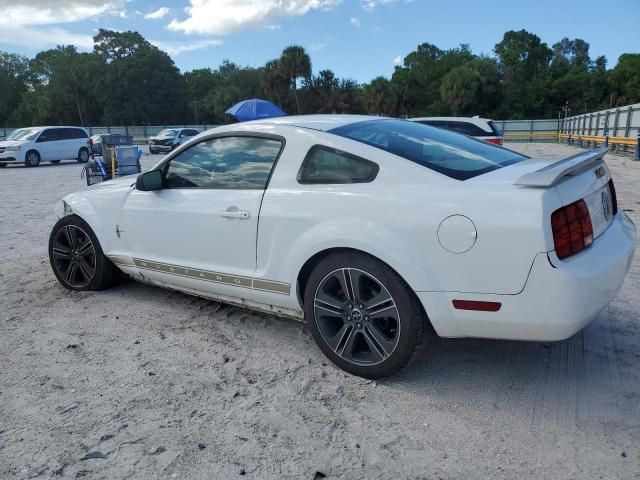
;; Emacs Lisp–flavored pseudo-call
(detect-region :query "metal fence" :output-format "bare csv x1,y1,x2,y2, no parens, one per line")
559,103,640,138
2,104,639,146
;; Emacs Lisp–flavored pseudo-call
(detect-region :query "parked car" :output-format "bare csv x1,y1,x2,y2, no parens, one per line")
0,126,90,167
148,128,200,154
410,116,504,145
48,115,635,378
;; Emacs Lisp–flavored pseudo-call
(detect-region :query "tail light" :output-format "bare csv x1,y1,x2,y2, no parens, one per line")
485,137,503,146
551,199,594,259
608,178,618,216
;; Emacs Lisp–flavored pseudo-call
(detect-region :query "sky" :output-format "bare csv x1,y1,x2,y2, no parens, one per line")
0,0,638,83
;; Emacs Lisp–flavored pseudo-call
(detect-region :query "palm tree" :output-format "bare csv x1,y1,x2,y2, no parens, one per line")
279,46,311,114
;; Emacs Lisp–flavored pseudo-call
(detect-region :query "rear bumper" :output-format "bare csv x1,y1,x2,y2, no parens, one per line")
417,212,636,341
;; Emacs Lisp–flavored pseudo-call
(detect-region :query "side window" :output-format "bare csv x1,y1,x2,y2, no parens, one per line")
418,120,448,129
59,128,75,140
446,122,488,137
36,129,57,142
163,136,282,189
297,146,379,184
71,128,88,139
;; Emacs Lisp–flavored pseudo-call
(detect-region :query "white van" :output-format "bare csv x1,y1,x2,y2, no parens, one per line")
0,126,91,167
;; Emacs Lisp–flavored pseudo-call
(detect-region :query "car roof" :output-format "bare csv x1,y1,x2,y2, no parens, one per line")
410,116,493,125
247,114,385,132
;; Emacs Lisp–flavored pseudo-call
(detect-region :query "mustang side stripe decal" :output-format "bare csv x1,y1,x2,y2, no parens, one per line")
108,256,290,295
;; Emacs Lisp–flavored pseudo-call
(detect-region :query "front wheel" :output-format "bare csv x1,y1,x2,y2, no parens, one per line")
304,252,428,378
49,215,120,291
25,150,40,167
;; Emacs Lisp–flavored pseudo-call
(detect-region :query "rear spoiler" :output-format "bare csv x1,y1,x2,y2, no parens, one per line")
514,148,608,187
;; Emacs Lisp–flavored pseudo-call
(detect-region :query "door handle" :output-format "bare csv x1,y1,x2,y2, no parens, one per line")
220,208,250,219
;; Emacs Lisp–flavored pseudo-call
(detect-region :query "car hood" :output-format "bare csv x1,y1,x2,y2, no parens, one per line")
0,140,26,147
89,175,139,191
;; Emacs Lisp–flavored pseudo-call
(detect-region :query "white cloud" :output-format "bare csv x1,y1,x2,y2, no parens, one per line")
151,38,223,55
0,25,94,49
309,41,327,52
350,17,361,27
360,0,412,11
0,0,124,26
393,55,402,65
168,0,342,36
144,6,170,20
265,24,281,30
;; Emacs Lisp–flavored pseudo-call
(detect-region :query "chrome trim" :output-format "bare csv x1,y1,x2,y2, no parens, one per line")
109,256,291,295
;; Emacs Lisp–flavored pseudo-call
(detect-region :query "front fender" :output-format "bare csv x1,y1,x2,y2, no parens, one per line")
55,194,106,243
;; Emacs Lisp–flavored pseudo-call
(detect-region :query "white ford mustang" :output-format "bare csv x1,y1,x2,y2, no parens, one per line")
49,115,636,378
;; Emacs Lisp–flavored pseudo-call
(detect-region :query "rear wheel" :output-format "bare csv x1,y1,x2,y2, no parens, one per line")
304,252,428,378
77,147,89,163
25,150,40,167
49,215,120,291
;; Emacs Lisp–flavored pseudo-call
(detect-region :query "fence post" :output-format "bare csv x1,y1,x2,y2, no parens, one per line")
636,129,640,161
604,128,609,148
529,120,533,142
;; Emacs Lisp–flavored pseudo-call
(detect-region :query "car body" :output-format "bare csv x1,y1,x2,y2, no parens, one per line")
48,115,636,377
148,128,201,154
410,116,504,145
0,126,90,167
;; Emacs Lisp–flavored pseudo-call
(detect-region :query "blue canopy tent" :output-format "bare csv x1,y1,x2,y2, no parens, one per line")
225,99,285,122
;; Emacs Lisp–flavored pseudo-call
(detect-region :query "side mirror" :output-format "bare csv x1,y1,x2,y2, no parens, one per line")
136,170,163,191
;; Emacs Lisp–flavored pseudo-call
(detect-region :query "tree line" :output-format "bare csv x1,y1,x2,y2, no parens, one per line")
0,29,638,128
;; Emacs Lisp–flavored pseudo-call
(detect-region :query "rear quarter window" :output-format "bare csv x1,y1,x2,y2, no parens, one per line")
298,146,379,184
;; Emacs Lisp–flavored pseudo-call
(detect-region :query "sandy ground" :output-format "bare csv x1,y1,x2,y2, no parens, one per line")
0,143,639,480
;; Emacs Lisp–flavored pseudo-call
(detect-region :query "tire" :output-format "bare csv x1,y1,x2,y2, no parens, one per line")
48,215,120,291
149,148,158,154
77,147,90,163
50,160,61,164
0,163,7,168
25,150,40,167
303,251,428,378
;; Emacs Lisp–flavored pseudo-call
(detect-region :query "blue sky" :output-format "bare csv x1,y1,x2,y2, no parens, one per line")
0,0,638,82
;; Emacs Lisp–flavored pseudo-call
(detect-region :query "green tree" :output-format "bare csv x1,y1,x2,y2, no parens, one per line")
610,54,640,106
0,52,31,127
362,76,397,116
29,46,102,126
93,29,186,125
279,46,311,114
494,30,553,118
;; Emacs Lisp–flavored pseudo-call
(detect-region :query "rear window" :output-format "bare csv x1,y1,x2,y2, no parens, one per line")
329,119,526,181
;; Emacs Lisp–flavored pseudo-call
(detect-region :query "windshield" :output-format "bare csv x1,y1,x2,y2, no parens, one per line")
6,129,26,140
20,129,43,141
157,129,178,137
7,128,39,141
329,119,527,180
